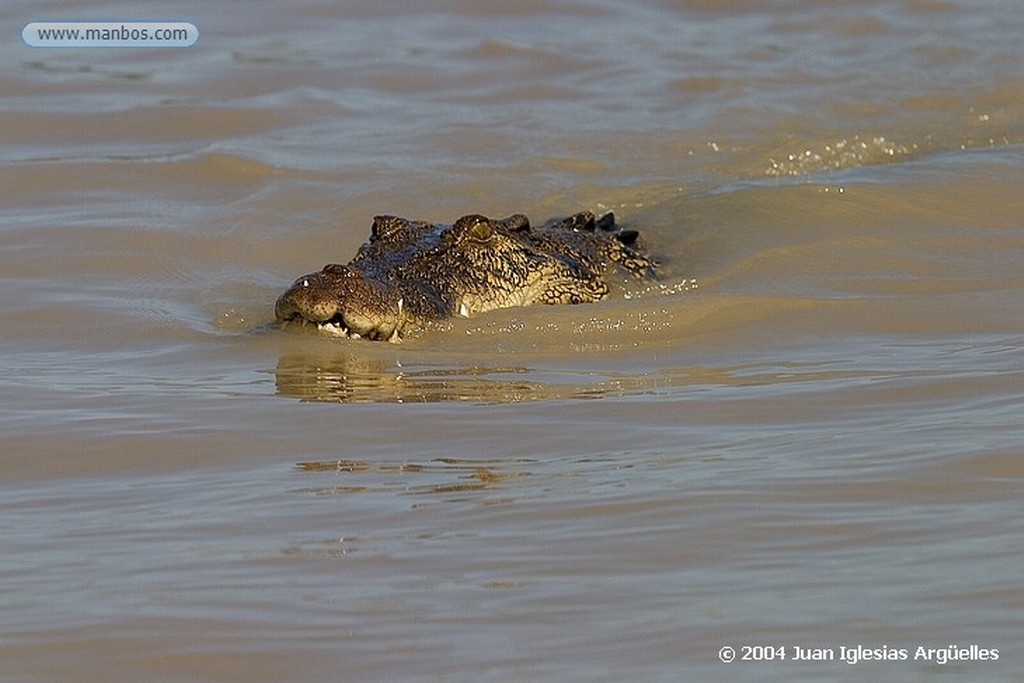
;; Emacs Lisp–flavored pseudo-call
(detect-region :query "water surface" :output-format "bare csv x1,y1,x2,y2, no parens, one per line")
3,1,1023,680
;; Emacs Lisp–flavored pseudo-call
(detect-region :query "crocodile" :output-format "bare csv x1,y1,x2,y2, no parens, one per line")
275,210,657,341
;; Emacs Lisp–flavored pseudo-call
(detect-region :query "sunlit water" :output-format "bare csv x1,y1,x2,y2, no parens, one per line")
2,1,1023,681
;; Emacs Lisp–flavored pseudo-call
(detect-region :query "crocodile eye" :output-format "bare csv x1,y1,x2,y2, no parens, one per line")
469,218,492,242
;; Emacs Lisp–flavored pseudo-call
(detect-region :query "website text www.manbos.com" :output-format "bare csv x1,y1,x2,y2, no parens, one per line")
23,22,198,48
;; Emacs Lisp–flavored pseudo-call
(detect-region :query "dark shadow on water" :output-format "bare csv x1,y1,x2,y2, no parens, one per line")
292,456,535,502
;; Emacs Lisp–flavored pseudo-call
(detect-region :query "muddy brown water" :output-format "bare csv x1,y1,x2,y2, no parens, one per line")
3,1,1023,681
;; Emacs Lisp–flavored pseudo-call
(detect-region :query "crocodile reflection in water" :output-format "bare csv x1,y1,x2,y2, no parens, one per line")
273,352,691,405
275,211,657,342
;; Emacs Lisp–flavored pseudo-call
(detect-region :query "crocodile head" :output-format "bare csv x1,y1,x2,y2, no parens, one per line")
275,211,656,342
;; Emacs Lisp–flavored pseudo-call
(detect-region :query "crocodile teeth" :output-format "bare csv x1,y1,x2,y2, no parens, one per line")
317,321,351,337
